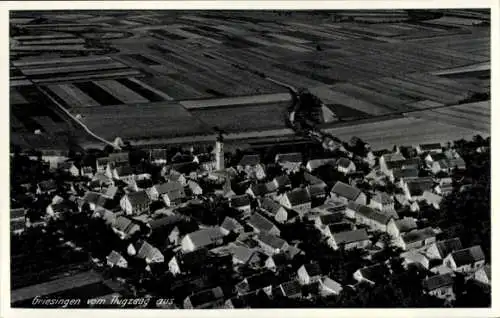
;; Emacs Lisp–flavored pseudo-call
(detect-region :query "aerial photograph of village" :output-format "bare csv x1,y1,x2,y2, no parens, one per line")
9,9,491,309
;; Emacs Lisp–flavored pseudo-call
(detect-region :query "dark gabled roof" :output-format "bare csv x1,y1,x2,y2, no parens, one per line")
303,263,322,277
393,218,418,233
230,194,251,207
238,154,261,166
126,190,150,207
328,222,353,234
259,198,286,217
422,273,454,291
96,157,110,166
268,253,288,267
451,246,485,267
186,227,224,247
247,213,277,233
303,172,326,186
187,287,224,308
11,208,26,220
347,202,392,225
149,215,183,230
402,227,436,244
225,297,249,308
358,263,387,283
387,158,420,170
419,143,442,151
277,280,302,297
231,245,255,264
371,192,393,205
38,179,57,191
428,153,448,161
244,271,276,291
114,165,134,176
372,149,391,157
257,233,288,250
136,241,162,260
221,217,243,232
285,188,311,206
331,182,362,201
250,183,273,197
109,152,129,163
435,238,463,258
175,248,210,270
274,175,291,188
307,184,327,197
154,181,183,195
114,216,138,233
150,149,167,160
406,178,435,197
58,161,75,170
333,229,369,244
107,250,125,265
50,201,75,213
319,212,344,225
393,168,419,180
276,152,302,164
83,191,102,204
336,157,353,168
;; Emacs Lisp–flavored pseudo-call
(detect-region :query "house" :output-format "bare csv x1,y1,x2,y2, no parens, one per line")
194,153,217,172
246,182,277,198
369,192,395,214
100,185,119,200
297,263,322,285
422,273,455,300
112,216,141,239
328,229,371,251
264,253,289,272
443,245,485,273
162,188,186,207
474,264,491,286
247,212,280,236
279,188,311,216
401,177,436,201
415,143,443,154
58,161,80,177
353,263,387,285
272,175,292,191
276,152,303,173
82,191,112,212
93,207,117,225
314,212,344,230
305,158,336,172
237,154,266,180
148,181,184,201
379,153,405,173
431,159,452,174
36,179,57,195
330,181,366,205
400,251,430,270
168,248,209,275
310,202,347,216
220,217,244,235
256,233,289,255
120,191,151,215
46,201,76,219
319,276,343,296
134,241,164,263
387,217,418,238
425,238,463,260
258,197,288,223
230,245,260,267
111,165,136,184
425,152,452,164
181,227,225,252
391,168,419,182
336,157,356,174
229,194,252,214
394,227,436,251
108,152,130,165
274,280,302,299
345,202,392,232
224,297,250,309
96,157,110,173
11,208,26,235
420,191,443,209
365,148,390,167
183,287,224,309
437,177,454,195
187,180,203,196
149,149,168,165
236,271,276,296
167,170,187,186
106,250,128,268
324,222,355,238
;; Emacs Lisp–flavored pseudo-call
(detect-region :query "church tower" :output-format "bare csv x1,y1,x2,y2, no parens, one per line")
215,134,224,171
